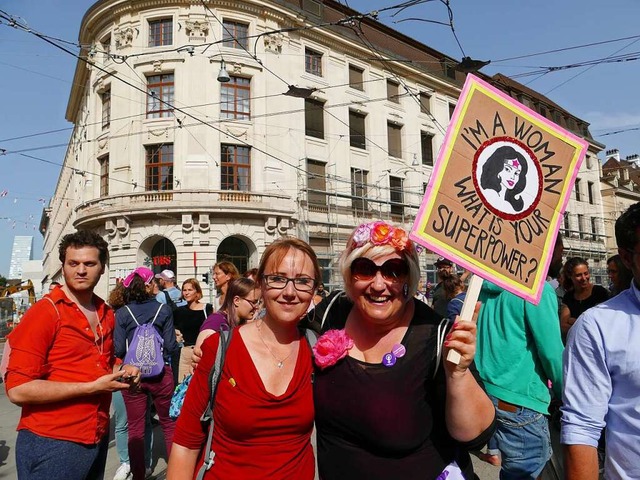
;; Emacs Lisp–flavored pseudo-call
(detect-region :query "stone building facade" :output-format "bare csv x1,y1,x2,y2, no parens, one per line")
41,0,465,297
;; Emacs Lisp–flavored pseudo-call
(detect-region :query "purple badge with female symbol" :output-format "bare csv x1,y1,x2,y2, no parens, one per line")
382,352,397,367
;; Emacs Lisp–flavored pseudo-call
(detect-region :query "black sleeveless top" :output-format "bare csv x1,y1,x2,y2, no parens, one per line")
314,299,494,480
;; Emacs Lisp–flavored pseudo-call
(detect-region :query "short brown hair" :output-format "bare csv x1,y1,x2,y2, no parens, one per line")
182,278,203,301
256,238,321,286
59,230,109,266
214,261,240,280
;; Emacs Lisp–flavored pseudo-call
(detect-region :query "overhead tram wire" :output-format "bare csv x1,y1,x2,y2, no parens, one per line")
198,0,399,159
544,36,640,94
0,74,385,145
0,8,432,194
2,88,397,157
347,19,449,136
0,10,320,185
492,33,640,63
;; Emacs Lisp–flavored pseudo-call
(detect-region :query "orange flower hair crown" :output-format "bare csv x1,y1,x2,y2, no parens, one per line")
349,221,414,252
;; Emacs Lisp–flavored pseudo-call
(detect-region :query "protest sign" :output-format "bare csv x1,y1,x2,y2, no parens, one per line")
411,74,588,304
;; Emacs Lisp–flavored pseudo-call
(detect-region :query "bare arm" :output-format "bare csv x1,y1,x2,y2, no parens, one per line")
560,304,576,336
443,310,495,441
167,444,200,480
564,445,599,480
7,371,131,406
195,329,214,350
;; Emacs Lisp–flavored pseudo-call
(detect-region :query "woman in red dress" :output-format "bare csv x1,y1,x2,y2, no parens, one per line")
167,238,320,479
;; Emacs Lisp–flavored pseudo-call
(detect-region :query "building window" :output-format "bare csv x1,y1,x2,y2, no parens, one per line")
587,181,594,205
387,80,400,103
421,131,434,166
305,48,322,76
307,159,326,205
441,60,456,79
221,144,250,191
389,176,404,216
577,213,585,239
419,92,431,114
148,18,173,47
222,20,249,50
349,110,366,150
145,144,173,191
591,217,598,241
147,73,174,119
349,65,364,90
98,155,109,197
101,89,111,129
387,122,402,158
305,98,324,139
575,178,581,201
351,168,368,213
563,212,571,236
101,35,111,56
221,76,250,120
448,103,456,120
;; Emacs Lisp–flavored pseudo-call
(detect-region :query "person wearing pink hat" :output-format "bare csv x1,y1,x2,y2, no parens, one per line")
114,267,179,480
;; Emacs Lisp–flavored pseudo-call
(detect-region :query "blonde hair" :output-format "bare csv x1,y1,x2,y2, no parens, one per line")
339,228,420,300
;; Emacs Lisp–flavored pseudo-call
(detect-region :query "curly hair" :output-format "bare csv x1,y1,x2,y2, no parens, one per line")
123,275,153,304
59,230,109,266
441,272,465,300
562,257,589,291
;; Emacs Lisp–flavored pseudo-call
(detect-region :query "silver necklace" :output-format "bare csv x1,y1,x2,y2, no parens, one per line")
256,321,294,369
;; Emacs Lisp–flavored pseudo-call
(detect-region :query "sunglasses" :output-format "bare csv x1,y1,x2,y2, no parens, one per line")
350,258,409,282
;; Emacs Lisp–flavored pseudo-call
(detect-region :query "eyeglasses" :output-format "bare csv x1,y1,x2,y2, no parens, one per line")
241,297,259,308
264,274,317,292
350,257,409,282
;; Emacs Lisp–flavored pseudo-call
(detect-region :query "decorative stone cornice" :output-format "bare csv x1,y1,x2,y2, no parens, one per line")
185,19,209,39
114,26,136,49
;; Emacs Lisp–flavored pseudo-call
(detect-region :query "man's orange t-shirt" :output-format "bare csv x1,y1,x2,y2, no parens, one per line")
5,287,115,445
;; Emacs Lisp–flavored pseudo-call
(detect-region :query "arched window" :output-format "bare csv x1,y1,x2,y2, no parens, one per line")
151,238,177,276
217,237,249,274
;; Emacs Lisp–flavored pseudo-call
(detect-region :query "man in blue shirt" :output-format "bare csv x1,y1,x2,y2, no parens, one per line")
562,202,640,479
155,270,185,307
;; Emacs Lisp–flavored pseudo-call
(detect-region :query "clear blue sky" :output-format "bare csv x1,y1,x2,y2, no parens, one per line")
1,0,639,277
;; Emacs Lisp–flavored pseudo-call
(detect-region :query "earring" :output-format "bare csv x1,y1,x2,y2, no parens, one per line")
403,283,409,298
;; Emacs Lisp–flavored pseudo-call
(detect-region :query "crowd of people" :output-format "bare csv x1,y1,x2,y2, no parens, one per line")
2,202,640,480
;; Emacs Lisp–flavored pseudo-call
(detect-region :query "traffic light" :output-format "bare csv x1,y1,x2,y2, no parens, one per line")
201,273,209,284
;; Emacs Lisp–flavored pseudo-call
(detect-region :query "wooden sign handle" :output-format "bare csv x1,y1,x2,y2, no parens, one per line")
446,274,484,365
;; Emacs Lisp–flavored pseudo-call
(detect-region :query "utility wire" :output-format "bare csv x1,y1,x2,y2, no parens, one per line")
493,33,640,63
544,37,640,94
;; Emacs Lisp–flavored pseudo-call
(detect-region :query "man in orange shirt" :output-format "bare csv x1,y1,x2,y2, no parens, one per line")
5,231,139,480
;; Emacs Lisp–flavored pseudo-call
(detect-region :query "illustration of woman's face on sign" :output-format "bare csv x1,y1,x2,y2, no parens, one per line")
498,159,522,191
474,137,542,219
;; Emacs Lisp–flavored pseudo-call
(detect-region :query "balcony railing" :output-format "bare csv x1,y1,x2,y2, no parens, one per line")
74,189,293,227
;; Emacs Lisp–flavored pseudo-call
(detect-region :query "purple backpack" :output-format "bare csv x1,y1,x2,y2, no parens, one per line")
123,304,165,378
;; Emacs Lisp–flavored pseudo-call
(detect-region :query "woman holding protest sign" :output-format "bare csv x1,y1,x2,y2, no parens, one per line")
168,238,319,479
560,257,609,341
313,221,495,480
114,267,179,480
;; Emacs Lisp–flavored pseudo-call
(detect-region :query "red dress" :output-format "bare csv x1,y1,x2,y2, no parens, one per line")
173,329,315,479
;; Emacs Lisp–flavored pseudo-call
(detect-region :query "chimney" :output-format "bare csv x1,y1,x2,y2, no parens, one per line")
626,154,639,162
606,148,620,161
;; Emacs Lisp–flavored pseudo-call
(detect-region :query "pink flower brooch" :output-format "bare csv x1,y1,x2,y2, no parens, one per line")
313,329,354,370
